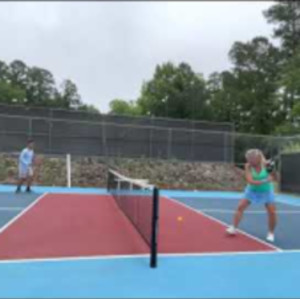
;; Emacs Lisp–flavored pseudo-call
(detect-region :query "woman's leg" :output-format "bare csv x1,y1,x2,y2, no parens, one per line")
233,199,251,228
227,199,250,234
266,203,277,234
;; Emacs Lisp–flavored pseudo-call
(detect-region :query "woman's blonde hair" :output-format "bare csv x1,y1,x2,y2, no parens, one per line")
245,149,267,165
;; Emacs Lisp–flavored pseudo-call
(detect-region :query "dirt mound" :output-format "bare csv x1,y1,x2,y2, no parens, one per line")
0,154,245,191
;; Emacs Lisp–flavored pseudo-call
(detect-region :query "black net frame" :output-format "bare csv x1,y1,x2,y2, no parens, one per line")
107,169,159,268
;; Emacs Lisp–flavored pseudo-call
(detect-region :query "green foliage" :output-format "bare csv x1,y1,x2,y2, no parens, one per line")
56,79,81,109
109,99,141,116
207,71,241,123
281,49,300,96
279,47,300,111
275,122,300,135
0,81,26,104
77,104,100,113
0,59,93,112
264,1,300,57
137,62,209,120
282,141,300,153
209,37,283,134
8,60,28,89
25,67,56,106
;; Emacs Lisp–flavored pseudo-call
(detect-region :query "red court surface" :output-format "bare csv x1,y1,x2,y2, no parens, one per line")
0,194,275,260
0,194,148,259
159,197,275,253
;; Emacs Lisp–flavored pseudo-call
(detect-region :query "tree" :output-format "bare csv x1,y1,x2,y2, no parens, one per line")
279,47,300,112
8,60,28,90
0,60,9,81
137,62,209,120
276,52,300,135
25,67,57,106
0,81,26,104
0,60,26,104
227,37,283,134
264,1,300,58
263,1,300,123
208,37,284,134
57,79,82,109
207,71,241,124
77,104,100,113
109,99,141,116
0,59,89,111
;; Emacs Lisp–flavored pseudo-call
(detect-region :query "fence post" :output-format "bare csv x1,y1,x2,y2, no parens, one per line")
48,120,52,154
28,118,32,137
101,121,107,157
191,129,194,161
191,129,195,161
167,128,172,159
230,131,235,164
149,127,153,158
66,153,71,188
224,132,227,162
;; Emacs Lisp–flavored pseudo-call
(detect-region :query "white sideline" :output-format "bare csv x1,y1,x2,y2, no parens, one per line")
1,250,300,265
199,209,300,215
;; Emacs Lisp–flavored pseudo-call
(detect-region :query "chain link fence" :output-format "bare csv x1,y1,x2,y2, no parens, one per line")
0,113,295,165
0,103,233,131
0,114,234,162
1,102,299,166
2,106,300,193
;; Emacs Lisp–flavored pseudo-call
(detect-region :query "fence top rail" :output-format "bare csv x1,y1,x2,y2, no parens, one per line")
0,103,234,128
0,113,232,136
0,113,291,139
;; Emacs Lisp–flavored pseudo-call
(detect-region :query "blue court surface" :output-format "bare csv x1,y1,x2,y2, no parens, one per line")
0,185,300,298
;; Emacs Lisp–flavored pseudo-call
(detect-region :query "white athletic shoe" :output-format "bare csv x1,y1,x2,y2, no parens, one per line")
226,226,237,235
266,232,275,243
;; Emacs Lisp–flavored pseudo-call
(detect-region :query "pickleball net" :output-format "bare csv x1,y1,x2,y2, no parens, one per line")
107,169,160,268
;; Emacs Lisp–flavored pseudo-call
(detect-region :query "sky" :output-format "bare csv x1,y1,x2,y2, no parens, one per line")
0,1,275,113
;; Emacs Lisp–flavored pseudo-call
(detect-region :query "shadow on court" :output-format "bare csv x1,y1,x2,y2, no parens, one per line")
173,196,300,250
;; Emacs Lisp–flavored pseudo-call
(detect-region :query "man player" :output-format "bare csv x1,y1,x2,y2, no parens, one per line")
16,139,35,193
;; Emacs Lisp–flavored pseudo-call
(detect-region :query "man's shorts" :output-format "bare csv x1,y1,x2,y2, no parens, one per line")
19,165,33,179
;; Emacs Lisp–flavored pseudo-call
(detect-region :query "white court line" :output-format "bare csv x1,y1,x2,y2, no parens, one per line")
1,249,300,265
163,196,282,252
0,207,24,212
0,193,48,234
0,254,149,264
199,209,300,215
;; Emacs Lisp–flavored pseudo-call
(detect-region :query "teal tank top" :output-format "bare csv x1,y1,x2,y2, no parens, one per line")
249,167,272,192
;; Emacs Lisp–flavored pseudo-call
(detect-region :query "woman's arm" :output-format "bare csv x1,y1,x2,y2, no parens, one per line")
244,163,271,185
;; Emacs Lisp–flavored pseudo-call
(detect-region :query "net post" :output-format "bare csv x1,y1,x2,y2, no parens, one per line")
150,187,159,268
66,153,71,188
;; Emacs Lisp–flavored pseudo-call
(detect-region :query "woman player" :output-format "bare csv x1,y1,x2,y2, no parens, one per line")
226,149,277,242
